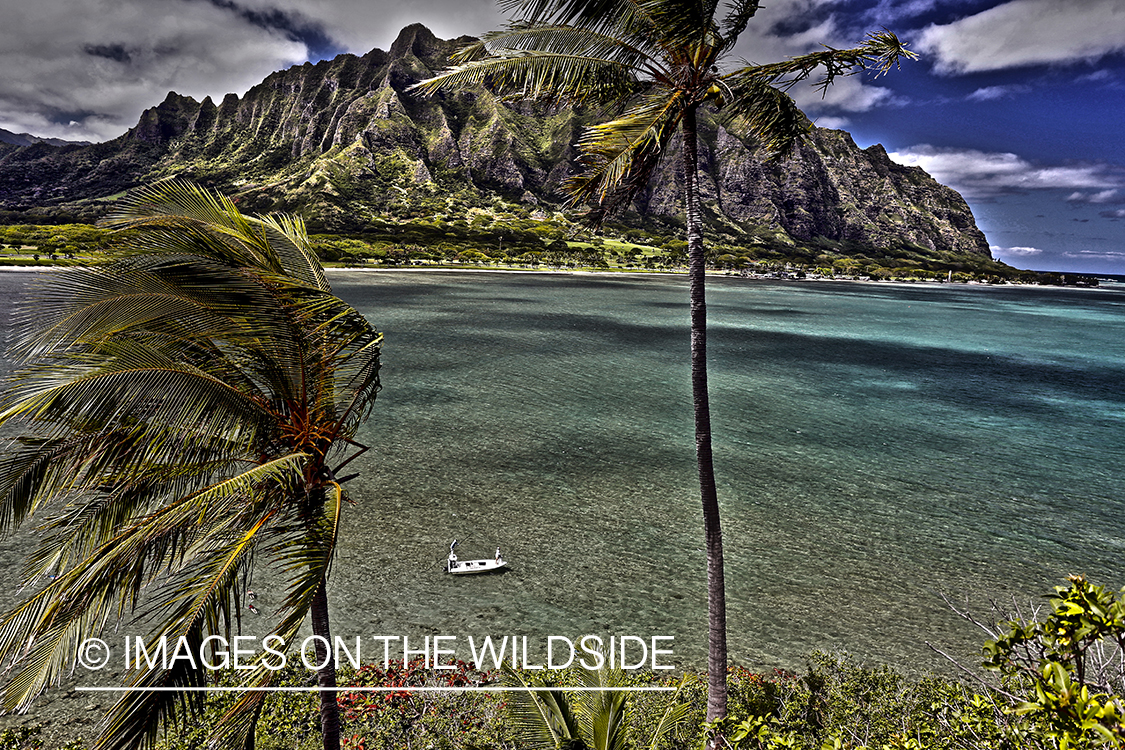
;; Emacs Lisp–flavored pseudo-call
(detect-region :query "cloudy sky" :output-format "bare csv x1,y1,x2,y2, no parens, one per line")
2,0,1124,273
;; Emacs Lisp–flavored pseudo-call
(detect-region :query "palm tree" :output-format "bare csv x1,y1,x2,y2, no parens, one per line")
0,180,382,750
504,664,690,750
411,0,913,726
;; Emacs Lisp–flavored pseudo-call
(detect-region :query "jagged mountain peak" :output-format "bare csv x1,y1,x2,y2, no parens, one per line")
128,91,202,143
0,25,990,260
389,23,442,59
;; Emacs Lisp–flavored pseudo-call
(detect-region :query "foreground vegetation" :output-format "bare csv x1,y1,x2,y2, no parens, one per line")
0,221,1096,285
2,576,1121,750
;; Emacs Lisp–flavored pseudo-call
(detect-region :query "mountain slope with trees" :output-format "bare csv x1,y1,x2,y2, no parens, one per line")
0,25,990,266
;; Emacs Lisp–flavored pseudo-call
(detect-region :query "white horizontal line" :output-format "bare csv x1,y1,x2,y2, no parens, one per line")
76,686,676,693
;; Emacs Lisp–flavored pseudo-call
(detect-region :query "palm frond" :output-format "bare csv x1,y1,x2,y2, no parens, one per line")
0,435,85,534
0,363,273,462
719,77,810,157
7,258,308,407
145,511,277,650
412,50,637,106
634,0,720,57
206,663,280,750
719,31,914,158
102,180,287,276
252,213,330,291
0,452,303,716
719,0,761,48
266,482,344,640
0,558,153,710
644,676,692,750
29,454,301,578
572,661,628,750
94,635,211,750
729,30,916,95
463,23,661,73
567,89,684,224
502,666,584,749
331,347,382,436
500,0,657,39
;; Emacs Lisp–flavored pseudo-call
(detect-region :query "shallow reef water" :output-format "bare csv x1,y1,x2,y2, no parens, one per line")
2,269,1123,679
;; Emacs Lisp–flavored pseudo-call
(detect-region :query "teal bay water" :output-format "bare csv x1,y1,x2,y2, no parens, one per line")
2,270,1124,675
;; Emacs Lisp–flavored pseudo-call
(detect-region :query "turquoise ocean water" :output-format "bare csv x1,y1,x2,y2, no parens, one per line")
2,270,1124,675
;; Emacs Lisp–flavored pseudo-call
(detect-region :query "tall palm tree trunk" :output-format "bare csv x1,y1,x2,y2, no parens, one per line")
311,580,342,750
682,105,728,724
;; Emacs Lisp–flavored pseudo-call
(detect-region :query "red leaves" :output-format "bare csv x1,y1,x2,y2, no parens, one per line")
336,657,495,719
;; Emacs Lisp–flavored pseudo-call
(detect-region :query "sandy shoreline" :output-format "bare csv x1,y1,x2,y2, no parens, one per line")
321,264,1112,291
3,262,1116,292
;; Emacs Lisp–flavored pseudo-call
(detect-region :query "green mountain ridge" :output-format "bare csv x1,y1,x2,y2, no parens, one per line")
0,23,991,265
0,127,90,148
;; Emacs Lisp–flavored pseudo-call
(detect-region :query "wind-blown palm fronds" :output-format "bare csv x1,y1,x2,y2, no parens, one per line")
412,0,914,222
412,0,914,728
0,180,381,750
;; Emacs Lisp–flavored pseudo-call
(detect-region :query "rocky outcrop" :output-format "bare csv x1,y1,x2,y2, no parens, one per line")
0,24,990,258
129,92,201,144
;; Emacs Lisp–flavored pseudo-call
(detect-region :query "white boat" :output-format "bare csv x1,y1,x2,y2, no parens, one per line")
445,540,507,575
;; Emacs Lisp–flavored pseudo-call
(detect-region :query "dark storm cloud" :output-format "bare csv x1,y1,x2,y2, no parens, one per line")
197,0,342,59
84,43,134,64
0,0,317,141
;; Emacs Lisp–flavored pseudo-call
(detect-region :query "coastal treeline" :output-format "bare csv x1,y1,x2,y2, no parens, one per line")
0,221,1096,286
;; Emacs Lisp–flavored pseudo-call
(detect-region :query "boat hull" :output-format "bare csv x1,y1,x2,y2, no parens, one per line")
446,558,506,575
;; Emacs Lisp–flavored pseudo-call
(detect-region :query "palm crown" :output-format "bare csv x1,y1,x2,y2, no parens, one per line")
411,0,912,222
0,180,381,749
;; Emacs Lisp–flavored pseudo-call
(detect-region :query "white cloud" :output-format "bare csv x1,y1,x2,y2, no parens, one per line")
813,116,851,129
1067,189,1125,204
887,145,1122,198
1077,69,1116,83
863,0,940,25
0,1,316,142
729,1,843,65
0,0,506,143
1062,249,1125,262
790,76,896,114
966,84,1031,101
917,0,1125,73
991,244,1042,256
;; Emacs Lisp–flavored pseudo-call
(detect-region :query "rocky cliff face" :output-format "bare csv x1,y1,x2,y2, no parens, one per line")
0,24,990,258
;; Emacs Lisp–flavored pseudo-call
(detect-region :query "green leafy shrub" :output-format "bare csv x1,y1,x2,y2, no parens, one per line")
979,575,1125,748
